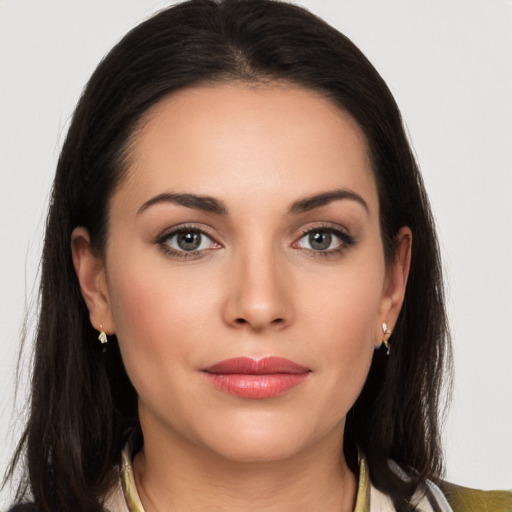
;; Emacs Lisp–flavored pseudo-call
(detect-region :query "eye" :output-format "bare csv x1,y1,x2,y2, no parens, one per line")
158,227,220,256
294,227,353,253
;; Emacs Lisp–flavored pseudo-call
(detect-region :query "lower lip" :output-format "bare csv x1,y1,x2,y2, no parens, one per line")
204,373,309,399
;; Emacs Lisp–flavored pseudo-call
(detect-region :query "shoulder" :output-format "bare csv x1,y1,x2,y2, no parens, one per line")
440,481,512,512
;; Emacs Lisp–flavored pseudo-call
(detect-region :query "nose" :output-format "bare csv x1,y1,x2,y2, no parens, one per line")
222,248,293,332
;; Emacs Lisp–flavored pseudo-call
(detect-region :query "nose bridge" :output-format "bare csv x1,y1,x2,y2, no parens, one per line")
223,237,292,330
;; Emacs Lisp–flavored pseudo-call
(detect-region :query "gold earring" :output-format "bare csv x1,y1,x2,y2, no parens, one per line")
381,321,392,356
98,324,108,345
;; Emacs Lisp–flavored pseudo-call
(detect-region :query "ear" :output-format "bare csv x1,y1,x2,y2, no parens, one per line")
375,226,412,347
71,227,115,334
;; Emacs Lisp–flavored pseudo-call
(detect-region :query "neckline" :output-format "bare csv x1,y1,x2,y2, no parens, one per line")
117,445,372,512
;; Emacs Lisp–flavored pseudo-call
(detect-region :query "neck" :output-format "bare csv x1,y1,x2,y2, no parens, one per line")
132,423,357,512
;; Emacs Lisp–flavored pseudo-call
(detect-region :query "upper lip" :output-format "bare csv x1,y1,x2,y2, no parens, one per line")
203,356,310,375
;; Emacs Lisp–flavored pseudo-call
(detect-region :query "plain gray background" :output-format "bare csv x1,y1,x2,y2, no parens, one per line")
1,0,511,506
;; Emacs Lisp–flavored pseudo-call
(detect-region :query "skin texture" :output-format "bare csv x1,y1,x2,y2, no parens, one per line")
72,83,411,511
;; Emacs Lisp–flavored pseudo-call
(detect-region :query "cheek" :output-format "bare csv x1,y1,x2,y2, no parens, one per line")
296,254,385,403
300,257,385,347
107,236,214,337
104,250,218,393
314,280,379,380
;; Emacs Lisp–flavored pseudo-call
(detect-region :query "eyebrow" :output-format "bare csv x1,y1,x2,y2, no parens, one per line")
137,193,228,215
288,189,369,214
137,188,368,216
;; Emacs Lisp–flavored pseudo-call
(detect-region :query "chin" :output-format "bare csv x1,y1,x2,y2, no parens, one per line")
193,413,338,464
209,434,309,464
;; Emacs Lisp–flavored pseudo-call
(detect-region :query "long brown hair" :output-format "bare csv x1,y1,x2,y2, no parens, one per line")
5,1,451,510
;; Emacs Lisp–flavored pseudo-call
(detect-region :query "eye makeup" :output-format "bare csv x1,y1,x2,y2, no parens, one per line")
154,220,357,261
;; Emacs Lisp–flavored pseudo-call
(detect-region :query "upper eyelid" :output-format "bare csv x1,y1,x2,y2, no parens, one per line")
296,222,350,237
296,228,350,243
157,223,220,242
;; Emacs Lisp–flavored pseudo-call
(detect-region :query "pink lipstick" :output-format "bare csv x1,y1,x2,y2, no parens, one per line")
203,357,310,399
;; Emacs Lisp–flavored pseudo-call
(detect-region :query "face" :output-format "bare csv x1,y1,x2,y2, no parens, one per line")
74,83,409,464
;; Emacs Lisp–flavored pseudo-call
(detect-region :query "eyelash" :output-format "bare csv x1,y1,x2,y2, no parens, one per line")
155,223,356,260
294,224,356,257
156,224,220,259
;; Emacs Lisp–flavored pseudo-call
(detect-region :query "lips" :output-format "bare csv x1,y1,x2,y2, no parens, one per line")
203,356,311,399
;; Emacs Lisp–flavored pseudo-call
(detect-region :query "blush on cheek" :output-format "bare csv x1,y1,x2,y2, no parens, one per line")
108,277,176,411
108,271,166,352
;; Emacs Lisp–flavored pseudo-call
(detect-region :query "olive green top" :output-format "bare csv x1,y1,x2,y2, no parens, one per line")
440,481,512,512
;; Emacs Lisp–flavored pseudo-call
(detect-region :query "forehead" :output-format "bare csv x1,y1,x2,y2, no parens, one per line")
117,83,377,215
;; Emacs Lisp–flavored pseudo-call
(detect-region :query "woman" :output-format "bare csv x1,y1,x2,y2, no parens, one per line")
4,1,511,511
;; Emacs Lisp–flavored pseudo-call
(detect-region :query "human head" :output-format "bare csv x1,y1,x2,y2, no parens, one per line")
16,1,450,510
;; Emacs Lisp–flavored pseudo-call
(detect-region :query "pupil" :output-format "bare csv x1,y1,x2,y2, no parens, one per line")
177,231,201,251
309,231,331,250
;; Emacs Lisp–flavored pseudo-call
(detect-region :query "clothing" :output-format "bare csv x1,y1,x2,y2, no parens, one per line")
439,482,512,512
102,446,512,512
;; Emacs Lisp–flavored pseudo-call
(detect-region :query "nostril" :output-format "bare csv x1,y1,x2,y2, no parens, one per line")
233,317,284,327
